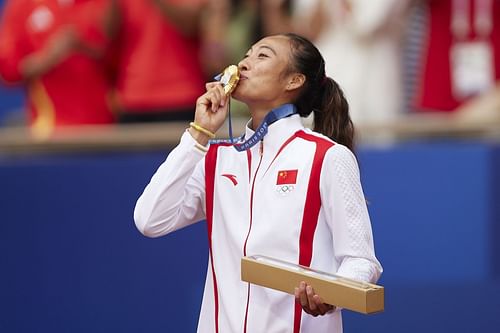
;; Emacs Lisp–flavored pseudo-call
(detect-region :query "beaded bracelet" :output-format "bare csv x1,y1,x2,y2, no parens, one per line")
189,122,216,138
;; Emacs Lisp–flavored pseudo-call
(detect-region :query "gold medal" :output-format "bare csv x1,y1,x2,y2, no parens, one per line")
217,65,240,95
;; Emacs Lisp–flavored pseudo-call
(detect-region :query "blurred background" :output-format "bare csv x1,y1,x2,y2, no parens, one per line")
0,0,499,332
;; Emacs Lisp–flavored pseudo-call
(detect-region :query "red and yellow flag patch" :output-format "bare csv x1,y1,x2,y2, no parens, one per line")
276,169,298,185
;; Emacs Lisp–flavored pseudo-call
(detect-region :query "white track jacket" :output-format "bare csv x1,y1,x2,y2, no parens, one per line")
134,114,382,333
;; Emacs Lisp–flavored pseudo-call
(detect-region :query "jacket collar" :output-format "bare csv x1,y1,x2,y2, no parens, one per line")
244,113,304,155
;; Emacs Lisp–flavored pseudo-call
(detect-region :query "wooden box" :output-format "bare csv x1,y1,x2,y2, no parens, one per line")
241,255,384,314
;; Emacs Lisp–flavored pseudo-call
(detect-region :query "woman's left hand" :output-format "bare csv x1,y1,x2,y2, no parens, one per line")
294,281,335,316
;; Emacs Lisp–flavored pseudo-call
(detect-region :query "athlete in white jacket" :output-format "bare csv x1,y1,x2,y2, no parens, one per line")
135,33,382,333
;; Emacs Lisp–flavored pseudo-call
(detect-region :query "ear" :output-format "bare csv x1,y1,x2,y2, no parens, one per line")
285,73,306,91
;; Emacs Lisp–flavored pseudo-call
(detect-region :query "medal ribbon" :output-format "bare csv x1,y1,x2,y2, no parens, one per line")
232,103,297,151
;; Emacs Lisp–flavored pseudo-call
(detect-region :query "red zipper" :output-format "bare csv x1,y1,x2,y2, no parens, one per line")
243,140,263,332
243,140,263,256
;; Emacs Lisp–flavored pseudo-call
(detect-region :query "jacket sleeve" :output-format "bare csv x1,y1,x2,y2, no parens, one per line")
0,1,29,83
134,131,207,238
320,144,383,284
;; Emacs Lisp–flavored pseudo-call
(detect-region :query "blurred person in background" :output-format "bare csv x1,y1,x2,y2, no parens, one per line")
261,0,412,127
199,0,231,77
414,0,500,123
104,0,207,123
201,0,264,118
0,0,115,139
201,0,262,77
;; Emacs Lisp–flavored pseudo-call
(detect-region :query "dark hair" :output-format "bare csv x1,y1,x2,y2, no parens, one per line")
281,33,355,151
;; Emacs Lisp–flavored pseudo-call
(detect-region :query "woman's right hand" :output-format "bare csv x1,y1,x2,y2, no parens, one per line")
189,82,230,145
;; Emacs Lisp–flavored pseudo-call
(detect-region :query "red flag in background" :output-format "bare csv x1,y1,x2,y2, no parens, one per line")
276,169,298,185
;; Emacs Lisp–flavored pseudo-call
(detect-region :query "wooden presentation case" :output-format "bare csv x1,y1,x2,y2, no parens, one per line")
241,255,384,314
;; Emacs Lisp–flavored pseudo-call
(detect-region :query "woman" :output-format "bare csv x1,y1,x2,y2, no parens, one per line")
134,33,382,333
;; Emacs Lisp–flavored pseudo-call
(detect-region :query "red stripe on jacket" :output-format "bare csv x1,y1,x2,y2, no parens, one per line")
205,144,220,333
293,131,335,333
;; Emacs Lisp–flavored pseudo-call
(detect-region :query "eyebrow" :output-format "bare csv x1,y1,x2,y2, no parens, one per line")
247,45,277,56
259,45,277,55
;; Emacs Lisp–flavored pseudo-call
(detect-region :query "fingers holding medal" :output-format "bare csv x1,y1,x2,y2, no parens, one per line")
194,65,240,131
199,83,226,113
198,64,240,109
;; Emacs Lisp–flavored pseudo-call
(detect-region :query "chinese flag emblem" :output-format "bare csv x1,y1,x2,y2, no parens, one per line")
276,169,298,185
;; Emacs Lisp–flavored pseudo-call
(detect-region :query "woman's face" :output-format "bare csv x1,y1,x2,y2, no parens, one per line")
232,35,295,106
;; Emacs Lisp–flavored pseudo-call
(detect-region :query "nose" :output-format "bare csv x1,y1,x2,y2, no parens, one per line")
238,57,249,72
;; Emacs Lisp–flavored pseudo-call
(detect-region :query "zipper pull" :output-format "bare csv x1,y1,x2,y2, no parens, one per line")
259,140,264,156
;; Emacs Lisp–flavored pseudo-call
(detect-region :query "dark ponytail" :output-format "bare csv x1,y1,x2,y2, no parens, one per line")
281,33,355,151
313,78,354,151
